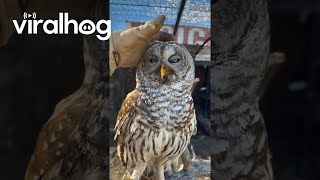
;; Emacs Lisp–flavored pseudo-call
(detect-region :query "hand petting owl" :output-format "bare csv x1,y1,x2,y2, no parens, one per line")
109,15,174,75
114,41,197,180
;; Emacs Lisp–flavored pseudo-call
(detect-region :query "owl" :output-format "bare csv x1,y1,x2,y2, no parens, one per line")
114,41,197,180
25,32,109,179
210,0,273,179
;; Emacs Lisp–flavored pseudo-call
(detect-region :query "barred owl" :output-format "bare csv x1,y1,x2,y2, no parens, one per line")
114,41,197,180
24,1,109,177
25,35,109,180
210,0,273,179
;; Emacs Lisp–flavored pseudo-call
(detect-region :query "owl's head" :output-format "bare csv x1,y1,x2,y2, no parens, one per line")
136,41,195,88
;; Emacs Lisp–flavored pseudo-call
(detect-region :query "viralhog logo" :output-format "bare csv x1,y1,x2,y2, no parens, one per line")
12,12,111,41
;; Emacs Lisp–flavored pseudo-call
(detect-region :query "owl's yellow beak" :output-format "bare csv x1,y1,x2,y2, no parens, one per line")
160,64,168,79
160,64,173,79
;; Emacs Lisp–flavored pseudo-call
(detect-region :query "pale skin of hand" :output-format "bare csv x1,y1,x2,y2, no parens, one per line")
109,15,174,75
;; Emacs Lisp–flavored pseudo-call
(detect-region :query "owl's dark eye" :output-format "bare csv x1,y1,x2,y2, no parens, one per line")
149,58,157,63
169,58,180,64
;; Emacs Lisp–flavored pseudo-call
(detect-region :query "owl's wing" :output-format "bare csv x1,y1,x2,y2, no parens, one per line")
114,90,139,167
25,102,87,180
114,90,138,140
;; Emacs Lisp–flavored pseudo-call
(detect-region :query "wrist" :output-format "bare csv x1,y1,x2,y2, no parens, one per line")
109,32,120,76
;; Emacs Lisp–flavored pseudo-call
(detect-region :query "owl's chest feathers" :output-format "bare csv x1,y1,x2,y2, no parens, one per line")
136,87,194,130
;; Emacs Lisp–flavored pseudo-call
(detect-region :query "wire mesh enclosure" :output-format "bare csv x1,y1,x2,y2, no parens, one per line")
110,0,211,62
110,0,210,31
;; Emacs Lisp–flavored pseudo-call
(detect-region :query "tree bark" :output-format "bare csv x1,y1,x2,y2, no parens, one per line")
210,0,273,179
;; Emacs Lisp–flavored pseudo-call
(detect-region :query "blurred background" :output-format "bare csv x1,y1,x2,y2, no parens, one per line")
0,0,320,179
262,0,320,179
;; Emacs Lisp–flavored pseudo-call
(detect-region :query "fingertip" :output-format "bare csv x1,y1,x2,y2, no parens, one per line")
153,15,165,26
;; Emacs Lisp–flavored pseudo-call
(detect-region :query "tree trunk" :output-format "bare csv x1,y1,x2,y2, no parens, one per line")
210,0,273,179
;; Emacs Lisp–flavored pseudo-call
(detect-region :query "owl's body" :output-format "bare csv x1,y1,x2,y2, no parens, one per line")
210,0,273,179
115,42,196,180
25,11,109,178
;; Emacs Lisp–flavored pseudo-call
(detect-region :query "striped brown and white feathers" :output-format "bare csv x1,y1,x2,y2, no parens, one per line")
25,20,109,180
115,42,197,180
210,0,273,179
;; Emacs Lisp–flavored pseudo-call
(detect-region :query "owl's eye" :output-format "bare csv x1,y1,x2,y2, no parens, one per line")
149,58,157,63
169,58,180,64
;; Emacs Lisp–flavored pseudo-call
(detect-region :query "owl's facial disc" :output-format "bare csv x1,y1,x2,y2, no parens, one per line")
136,41,194,88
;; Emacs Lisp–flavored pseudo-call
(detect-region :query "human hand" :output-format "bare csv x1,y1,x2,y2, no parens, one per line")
109,15,174,75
